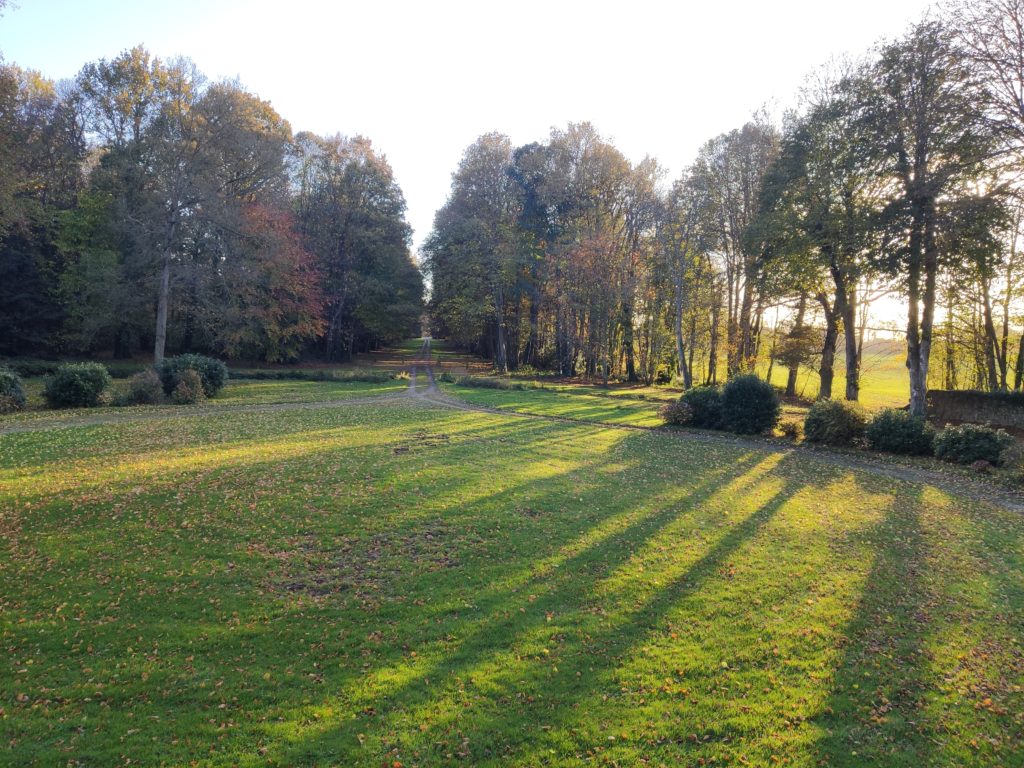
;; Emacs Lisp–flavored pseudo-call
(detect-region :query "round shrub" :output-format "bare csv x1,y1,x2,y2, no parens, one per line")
659,399,694,426
123,368,164,405
865,409,935,455
720,374,781,435
171,369,206,405
681,385,723,429
157,354,228,398
0,367,27,413
44,362,112,408
933,423,1014,465
803,399,868,446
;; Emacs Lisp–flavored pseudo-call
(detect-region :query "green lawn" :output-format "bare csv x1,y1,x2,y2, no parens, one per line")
2,382,1022,766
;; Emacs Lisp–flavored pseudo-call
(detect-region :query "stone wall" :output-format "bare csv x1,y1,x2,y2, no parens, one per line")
927,390,1024,429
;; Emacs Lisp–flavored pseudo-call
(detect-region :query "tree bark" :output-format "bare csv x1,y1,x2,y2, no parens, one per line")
152,218,177,363
707,285,721,385
786,293,807,397
673,267,692,389
817,293,838,400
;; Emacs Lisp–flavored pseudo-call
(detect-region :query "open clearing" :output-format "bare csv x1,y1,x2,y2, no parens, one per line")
2,373,1023,767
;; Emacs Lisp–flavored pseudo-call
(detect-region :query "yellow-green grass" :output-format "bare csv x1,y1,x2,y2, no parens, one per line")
4,378,406,423
447,383,666,427
1,384,1022,767
762,340,912,411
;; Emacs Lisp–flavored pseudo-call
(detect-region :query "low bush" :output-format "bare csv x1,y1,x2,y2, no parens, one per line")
803,399,868,446
659,399,693,426
437,370,456,383
43,362,112,408
720,374,781,435
171,369,206,405
681,385,723,429
865,409,935,455
157,354,228,397
121,368,164,405
933,423,1014,465
779,419,803,440
0,368,27,413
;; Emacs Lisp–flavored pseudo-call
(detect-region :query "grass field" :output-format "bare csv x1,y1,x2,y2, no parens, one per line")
2,378,1023,767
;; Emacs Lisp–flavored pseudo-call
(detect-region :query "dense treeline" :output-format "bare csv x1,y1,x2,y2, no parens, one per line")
0,46,423,363
425,2,1024,415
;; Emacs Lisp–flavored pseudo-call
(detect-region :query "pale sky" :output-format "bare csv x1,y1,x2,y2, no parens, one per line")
1,0,934,261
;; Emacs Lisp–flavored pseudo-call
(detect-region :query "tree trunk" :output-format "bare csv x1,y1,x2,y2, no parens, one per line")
1014,333,1024,390
786,293,807,397
153,234,174,363
494,282,508,373
622,307,637,382
707,287,721,385
979,274,1005,390
674,269,692,389
817,294,838,400
841,283,859,401
906,209,927,417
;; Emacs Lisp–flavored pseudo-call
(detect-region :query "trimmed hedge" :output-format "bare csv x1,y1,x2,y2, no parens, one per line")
44,362,112,408
803,399,868,446
0,367,27,413
934,423,1014,465
720,375,781,435
681,385,723,429
157,354,228,398
865,409,935,455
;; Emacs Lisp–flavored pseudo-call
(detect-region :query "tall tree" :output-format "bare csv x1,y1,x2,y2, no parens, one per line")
861,21,1001,415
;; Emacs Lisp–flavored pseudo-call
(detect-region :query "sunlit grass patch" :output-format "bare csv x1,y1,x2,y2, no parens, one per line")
1,379,1021,767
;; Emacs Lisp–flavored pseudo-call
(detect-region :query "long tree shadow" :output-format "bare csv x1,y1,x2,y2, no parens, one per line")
813,483,935,767
404,453,808,765
268,449,796,765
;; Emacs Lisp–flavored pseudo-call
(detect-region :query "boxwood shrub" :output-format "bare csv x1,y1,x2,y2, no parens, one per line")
43,362,112,408
720,374,780,435
933,423,1014,465
0,367,27,412
803,399,868,446
157,354,228,398
680,385,723,429
865,409,935,455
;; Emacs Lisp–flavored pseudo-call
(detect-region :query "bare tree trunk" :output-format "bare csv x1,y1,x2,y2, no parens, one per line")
707,285,721,385
673,269,692,388
979,274,1005,390
943,282,957,390
1015,333,1024,390
737,281,756,374
153,243,172,363
153,216,178,363
906,212,927,417
786,293,807,397
817,294,838,400
494,282,508,373
841,281,859,401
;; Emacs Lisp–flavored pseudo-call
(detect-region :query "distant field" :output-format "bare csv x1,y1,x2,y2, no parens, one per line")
762,338,911,411
2,376,1021,767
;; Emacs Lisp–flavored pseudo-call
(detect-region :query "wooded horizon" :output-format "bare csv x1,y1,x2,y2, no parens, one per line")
2,0,1023,417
